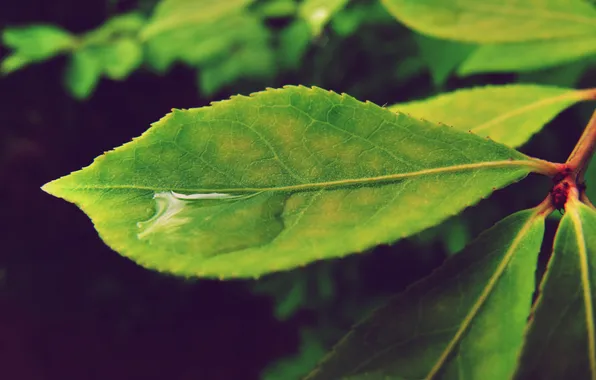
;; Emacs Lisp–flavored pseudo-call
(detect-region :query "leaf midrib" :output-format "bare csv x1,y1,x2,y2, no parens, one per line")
473,90,588,133
569,202,596,380
425,207,543,379
45,159,539,195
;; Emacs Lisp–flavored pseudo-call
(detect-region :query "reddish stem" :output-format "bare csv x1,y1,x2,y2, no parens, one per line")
567,110,596,182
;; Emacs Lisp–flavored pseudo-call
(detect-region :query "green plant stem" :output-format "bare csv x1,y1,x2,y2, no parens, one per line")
567,109,596,182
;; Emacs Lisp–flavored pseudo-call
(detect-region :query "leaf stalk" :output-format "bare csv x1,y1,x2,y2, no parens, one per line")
567,109,596,182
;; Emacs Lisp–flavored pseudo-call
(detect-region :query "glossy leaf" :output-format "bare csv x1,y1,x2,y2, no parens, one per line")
306,208,546,380
140,0,254,40
381,0,596,43
42,86,544,278
514,200,596,379
458,35,596,75
414,34,475,86
298,0,349,36
390,85,594,148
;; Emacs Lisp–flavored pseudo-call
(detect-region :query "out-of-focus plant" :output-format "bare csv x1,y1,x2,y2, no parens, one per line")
1,0,354,99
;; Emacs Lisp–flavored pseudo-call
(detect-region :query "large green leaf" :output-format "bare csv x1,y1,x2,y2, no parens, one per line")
389,85,594,148
380,0,596,43
306,207,546,380
514,200,596,379
458,35,596,75
42,86,546,278
140,0,254,40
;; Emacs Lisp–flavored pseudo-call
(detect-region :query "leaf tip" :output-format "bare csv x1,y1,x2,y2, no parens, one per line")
41,179,61,198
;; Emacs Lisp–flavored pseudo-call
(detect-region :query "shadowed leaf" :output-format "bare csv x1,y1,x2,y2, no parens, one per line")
306,207,546,380
514,201,596,379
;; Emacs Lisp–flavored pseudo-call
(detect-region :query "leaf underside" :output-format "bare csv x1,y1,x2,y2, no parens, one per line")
514,202,596,380
306,208,545,380
42,86,536,278
390,85,589,148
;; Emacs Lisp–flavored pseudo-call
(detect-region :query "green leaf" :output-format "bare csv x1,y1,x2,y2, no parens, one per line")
298,0,349,36
263,330,327,380
514,200,596,379
197,43,275,95
389,85,593,148
413,34,475,86
97,38,143,80
306,207,546,380
257,0,297,17
380,0,596,43
458,35,596,75
64,49,102,100
145,13,268,73
41,86,544,278
330,1,395,37
0,53,31,75
140,0,254,40
279,20,312,70
3,25,75,59
1,25,75,73
82,12,146,44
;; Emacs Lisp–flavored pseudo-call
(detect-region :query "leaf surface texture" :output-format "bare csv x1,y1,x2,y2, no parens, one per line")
43,86,539,278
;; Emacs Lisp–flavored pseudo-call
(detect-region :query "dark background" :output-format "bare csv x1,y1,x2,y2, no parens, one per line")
1,1,595,379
